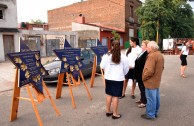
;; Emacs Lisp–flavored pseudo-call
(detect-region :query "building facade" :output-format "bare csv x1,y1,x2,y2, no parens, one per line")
48,0,142,48
0,0,19,61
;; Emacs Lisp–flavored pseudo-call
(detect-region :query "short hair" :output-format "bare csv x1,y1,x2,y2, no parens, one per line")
142,40,149,46
148,41,159,50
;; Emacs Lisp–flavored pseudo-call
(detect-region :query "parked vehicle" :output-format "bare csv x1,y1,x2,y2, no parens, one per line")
43,48,101,84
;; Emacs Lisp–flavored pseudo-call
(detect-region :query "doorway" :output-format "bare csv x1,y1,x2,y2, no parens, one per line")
3,35,15,60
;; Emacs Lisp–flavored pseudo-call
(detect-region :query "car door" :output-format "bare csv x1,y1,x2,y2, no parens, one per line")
81,49,94,76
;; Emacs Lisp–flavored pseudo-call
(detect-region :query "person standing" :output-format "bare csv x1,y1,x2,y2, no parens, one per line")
121,37,142,99
134,40,149,108
180,42,190,78
141,41,164,120
100,40,129,119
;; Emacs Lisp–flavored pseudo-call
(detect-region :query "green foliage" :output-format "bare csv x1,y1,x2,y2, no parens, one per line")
136,0,194,45
111,30,120,41
29,19,44,24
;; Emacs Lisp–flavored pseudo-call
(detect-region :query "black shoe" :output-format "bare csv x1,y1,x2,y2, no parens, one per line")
141,114,155,120
119,94,125,99
112,114,122,119
155,114,158,118
131,95,136,99
106,112,113,117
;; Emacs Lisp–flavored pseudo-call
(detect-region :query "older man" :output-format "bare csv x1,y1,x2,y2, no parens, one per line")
141,41,164,120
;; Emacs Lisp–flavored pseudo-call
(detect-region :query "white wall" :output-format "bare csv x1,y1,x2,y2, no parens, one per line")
14,34,19,52
0,34,5,61
0,0,18,28
72,22,100,31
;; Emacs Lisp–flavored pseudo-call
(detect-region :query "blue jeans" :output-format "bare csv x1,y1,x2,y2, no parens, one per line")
145,88,160,118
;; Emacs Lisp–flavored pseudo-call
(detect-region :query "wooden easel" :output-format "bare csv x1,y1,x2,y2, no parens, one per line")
90,56,105,88
10,69,61,126
62,73,81,86
56,70,92,109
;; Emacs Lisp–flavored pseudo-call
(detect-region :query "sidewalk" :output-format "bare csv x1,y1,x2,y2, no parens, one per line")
0,56,55,93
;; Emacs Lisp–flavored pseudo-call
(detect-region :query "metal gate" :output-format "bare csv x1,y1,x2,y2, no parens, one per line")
46,39,60,56
24,37,42,56
3,35,14,60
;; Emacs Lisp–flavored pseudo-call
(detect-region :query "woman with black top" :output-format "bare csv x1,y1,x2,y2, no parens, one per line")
134,40,149,108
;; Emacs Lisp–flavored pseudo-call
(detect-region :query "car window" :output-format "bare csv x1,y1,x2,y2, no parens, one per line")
81,50,90,60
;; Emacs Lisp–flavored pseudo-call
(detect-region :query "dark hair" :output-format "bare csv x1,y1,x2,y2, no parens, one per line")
130,37,139,46
126,47,131,56
111,40,121,64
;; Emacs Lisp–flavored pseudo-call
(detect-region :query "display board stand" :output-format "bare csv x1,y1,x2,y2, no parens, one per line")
10,69,61,126
56,70,92,109
90,56,105,88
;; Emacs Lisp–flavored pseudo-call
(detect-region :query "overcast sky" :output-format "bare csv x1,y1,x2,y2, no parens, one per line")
17,0,194,23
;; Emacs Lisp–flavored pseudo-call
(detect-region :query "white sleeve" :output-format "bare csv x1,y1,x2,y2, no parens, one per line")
123,56,130,75
100,54,106,69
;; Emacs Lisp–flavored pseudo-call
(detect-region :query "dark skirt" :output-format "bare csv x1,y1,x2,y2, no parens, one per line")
125,69,135,79
180,54,187,66
105,79,124,97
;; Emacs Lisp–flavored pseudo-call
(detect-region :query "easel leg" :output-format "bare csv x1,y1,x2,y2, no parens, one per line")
90,57,97,88
10,69,20,121
56,73,64,99
42,81,61,116
79,71,92,100
66,73,76,109
26,85,43,126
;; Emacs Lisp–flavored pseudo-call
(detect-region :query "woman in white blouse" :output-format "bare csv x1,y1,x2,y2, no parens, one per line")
100,39,129,119
180,42,190,78
121,37,142,99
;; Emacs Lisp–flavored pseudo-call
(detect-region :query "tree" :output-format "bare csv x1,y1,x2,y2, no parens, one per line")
111,30,120,41
34,19,44,24
136,0,194,48
29,19,44,24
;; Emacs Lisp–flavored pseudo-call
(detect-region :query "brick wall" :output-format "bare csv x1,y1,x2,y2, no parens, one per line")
48,0,125,31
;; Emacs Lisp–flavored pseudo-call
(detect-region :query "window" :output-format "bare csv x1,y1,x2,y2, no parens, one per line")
102,37,108,46
129,29,134,37
120,38,123,46
86,39,96,47
70,35,76,47
0,10,4,19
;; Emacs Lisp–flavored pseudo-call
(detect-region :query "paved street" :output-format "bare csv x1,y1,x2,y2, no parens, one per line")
0,55,194,126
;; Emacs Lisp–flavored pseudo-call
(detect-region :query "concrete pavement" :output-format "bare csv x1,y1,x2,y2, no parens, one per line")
0,55,194,126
